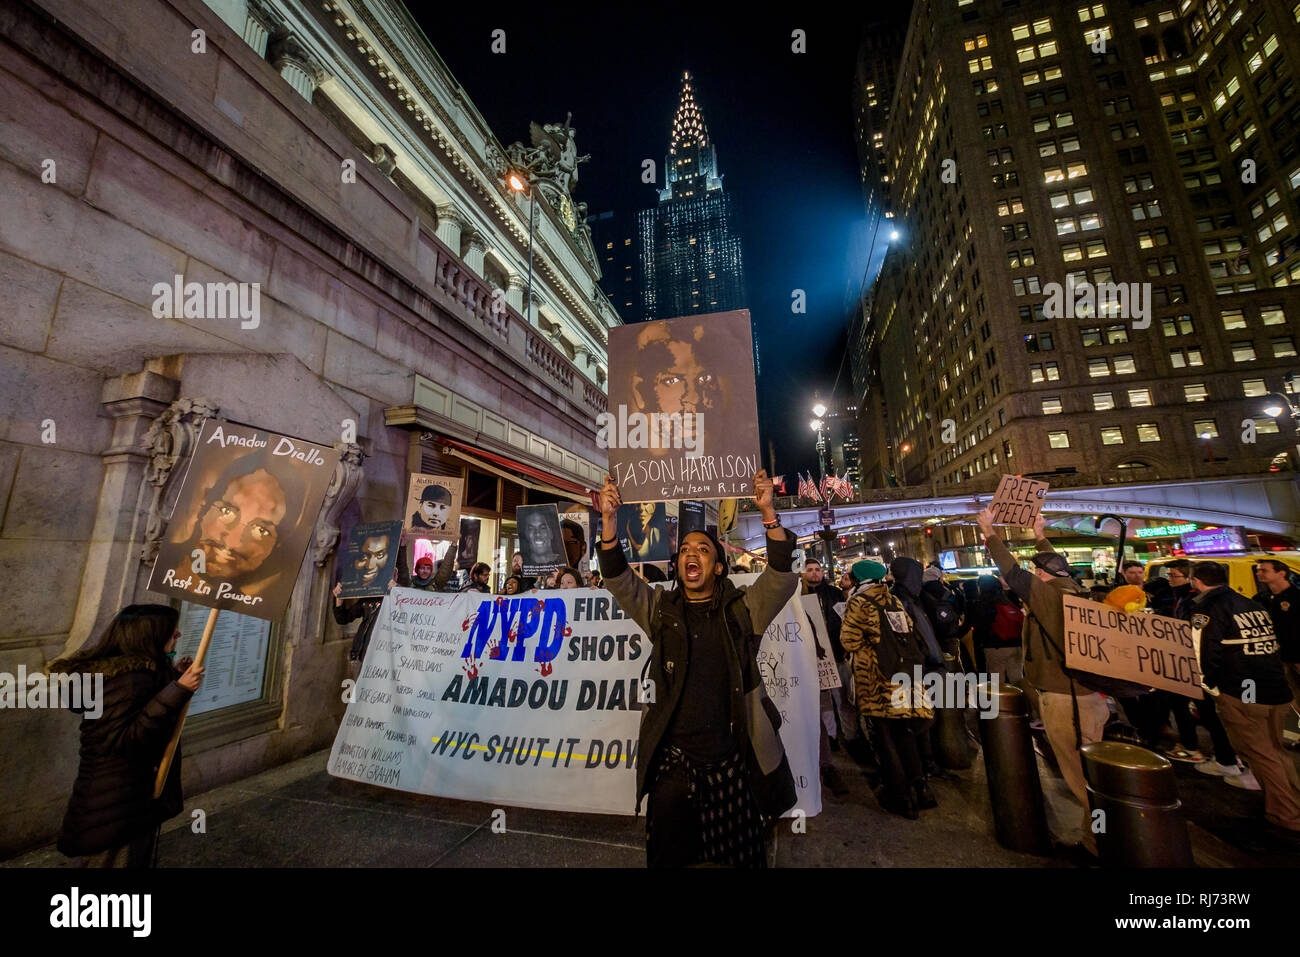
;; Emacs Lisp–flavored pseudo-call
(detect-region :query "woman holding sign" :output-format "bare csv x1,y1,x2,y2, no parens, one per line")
49,605,205,867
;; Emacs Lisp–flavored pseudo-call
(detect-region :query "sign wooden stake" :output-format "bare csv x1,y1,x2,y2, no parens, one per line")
153,606,219,799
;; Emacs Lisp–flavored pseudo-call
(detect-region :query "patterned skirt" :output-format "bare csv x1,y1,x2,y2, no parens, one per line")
649,745,768,868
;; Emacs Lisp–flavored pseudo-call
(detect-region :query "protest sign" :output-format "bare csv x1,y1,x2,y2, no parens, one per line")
560,509,592,574
328,577,822,818
148,419,339,621
404,473,463,542
1062,594,1203,698
604,310,761,502
988,474,1049,527
618,502,669,564
338,520,403,599
679,500,706,535
516,504,565,576
456,516,479,570
801,595,842,690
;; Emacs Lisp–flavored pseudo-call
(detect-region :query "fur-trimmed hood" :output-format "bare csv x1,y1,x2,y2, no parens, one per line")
47,654,163,678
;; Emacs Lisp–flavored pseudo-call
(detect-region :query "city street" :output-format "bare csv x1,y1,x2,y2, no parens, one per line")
7,732,1296,869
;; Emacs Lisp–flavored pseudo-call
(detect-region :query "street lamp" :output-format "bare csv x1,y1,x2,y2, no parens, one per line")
508,171,536,326
1261,389,1300,467
811,402,834,566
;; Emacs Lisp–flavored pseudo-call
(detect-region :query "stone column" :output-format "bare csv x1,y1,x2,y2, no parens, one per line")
65,370,182,653
269,36,320,100
435,203,463,252
463,228,487,277
506,274,526,313
243,0,278,58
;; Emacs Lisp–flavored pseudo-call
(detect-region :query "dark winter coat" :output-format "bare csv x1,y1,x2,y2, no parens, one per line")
888,557,945,667
803,579,845,661
50,655,191,856
1191,585,1292,704
1253,583,1300,663
599,531,799,824
335,598,385,661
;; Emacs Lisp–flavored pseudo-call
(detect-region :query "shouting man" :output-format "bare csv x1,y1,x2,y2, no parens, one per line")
598,469,798,867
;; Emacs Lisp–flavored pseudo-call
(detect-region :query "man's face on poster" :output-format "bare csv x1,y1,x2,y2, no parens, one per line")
197,468,286,580
525,514,554,557
562,525,584,567
356,535,390,585
638,502,657,528
648,340,718,416
418,496,449,528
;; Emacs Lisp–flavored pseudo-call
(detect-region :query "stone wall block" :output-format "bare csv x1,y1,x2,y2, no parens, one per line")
322,329,412,407
0,62,97,198
44,278,233,376
266,244,379,349
1,445,102,541
0,346,114,455
84,136,274,287
0,248,61,354
0,162,187,309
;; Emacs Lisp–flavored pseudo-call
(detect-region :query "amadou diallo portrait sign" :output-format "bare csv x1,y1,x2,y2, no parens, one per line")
148,419,339,620
603,310,761,502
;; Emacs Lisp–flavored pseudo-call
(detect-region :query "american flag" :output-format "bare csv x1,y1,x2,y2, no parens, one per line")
828,473,855,500
818,475,831,502
798,472,819,501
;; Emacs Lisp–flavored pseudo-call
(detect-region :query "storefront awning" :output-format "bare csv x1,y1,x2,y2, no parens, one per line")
438,437,594,506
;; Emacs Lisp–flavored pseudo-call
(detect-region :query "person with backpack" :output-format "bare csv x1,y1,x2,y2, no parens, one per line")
840,560,938,819
976,508,1108,858
978,576,1026,687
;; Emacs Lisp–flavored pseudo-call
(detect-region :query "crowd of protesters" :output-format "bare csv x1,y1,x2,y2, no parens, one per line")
806,511,1300,859
56,490,1298,870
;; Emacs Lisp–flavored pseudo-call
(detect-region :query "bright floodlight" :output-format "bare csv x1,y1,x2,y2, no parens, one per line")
1200,432,1212,440
508,173,527,192
890,229,900,241
810,418,824,431
812,402,827,418
1264,402,1285,418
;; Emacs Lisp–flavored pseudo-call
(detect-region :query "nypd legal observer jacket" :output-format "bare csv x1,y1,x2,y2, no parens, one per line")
1189,585,1292,705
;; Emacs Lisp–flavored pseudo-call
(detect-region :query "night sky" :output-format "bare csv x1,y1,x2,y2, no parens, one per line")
414,6,911,480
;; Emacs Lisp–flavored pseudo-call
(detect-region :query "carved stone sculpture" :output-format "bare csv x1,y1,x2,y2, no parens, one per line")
140,397,220,563
311,441,365,566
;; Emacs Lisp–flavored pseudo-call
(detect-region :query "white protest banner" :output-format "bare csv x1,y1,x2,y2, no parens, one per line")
800,594,841,691
988,474,1049,527
328,579,822,818
737,573,822,819
1062,594,1203,698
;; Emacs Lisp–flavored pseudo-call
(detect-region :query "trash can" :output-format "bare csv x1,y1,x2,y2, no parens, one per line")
1081,741,1194,868
978,681,1051,855
932,650,973,770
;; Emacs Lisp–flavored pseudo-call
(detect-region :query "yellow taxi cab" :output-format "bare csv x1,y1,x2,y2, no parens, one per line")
1145,553,1300,597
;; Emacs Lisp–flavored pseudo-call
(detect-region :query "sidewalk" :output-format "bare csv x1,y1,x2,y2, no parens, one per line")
4,740,1287,867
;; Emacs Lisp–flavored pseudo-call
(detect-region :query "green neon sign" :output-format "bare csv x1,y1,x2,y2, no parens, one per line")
1134,522,1198,539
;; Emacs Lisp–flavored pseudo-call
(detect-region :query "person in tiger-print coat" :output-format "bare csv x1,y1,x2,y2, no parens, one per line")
839,559,937,818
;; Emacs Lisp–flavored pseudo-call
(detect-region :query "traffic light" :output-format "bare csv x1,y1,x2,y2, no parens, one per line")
924,527,933,536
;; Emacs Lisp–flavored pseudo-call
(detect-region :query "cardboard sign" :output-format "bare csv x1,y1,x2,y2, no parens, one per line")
604,310,761,502
1062,594,1203,698
148,419,339,620
338,520,403,599
404,473,463,542
801,595,842,690
989,475,1049,527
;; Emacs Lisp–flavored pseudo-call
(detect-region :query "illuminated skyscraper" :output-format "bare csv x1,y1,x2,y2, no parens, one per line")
638,72,749,330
